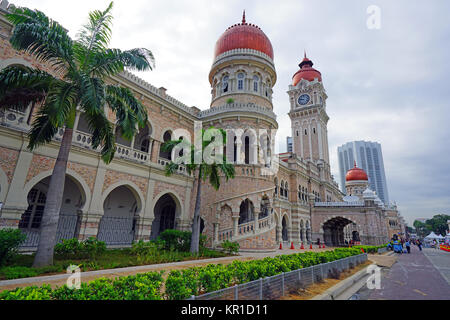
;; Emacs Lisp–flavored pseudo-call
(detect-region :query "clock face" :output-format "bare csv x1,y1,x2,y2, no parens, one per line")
298,94,310,105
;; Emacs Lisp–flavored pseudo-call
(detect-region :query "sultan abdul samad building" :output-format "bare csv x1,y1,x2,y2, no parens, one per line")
0,3,404,250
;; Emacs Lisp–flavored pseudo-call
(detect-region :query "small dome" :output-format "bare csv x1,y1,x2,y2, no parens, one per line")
292,54,322,86
346,162,369,182
214,11,274,60
363,188,376,200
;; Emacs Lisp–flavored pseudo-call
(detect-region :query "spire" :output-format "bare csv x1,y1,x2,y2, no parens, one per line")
304,50,307,59
354,160,357,168
242,10,246,24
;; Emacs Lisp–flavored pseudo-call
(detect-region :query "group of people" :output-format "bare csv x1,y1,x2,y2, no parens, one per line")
387,235,423,254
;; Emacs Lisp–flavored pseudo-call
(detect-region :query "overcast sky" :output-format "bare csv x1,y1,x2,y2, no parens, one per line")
10,0,450,226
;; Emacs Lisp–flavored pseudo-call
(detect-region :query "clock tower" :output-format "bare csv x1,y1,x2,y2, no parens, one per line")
288,54,331,171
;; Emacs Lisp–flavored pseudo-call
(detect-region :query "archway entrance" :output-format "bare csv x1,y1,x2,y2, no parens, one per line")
323,217,354,247
151,194,178,240
282,216,288,242
19,176,84,248
239,199,254,225
98,186,139,246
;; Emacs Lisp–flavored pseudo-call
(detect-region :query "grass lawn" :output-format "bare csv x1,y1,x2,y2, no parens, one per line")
0,247,228,281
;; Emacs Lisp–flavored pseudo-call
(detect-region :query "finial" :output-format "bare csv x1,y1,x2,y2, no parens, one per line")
242,10,246,24
304,50,307,58
354,160,357,168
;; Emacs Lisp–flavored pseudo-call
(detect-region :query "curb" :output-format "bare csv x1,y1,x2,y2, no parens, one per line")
311,264,373,300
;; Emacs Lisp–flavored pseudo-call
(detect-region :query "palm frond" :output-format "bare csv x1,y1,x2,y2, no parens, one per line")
164,162,180,177
28,105,60,150
88,48,155,78
6,7,73,71
44,82,78,128
82,108,116,163
76,1,114,67
78,73,105,113
0,66,55,109
106,85,147,137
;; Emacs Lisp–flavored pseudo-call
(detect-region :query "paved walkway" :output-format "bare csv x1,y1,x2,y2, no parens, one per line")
0,246,332,292
357,246,450,300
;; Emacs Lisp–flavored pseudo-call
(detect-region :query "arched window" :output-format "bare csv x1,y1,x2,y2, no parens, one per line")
274,178,279,196
244,136,250,165
285,183,289,198
239,199,254,225
253,75,259,93
280,181,285,197
233,136,237,163
222,76,229,93
159,131,172,160
237,73,244,90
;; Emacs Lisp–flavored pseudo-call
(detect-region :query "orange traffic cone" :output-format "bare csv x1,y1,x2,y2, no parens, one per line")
279,242,283,250
301,242,305,250
361,248,365,253
290,242,295,250
310,244,313,250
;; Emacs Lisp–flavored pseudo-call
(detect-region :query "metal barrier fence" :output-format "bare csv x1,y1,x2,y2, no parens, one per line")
188,253,368,300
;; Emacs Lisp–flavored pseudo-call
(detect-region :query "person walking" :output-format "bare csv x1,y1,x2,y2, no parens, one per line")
417,239,423,251
405,240,411,254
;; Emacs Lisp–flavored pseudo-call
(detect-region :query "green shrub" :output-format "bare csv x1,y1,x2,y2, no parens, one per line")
159,230,191,251
165,248,363,300
0,266,38,280
0,229,26,266
220,240,240,255
158,230,206,252
54,237,106,259
0,271,164,300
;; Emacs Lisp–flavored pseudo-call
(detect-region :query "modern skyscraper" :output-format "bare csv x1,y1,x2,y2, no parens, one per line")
337,141,389,205
287,137,293,153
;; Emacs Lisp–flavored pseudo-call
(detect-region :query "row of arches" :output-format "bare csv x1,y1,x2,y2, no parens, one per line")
212,71,273,100
15,172,183,248
274,214,311,244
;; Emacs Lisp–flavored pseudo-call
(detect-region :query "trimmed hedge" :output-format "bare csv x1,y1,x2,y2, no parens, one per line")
0,271,164,300
1,248,364,300
165,248,362,300
353,244,387,254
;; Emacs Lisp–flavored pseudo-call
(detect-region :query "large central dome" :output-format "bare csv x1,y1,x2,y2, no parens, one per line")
214,12,274,60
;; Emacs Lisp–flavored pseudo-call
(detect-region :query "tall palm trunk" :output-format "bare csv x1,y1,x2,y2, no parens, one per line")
32,126,74,268
190,166,202,254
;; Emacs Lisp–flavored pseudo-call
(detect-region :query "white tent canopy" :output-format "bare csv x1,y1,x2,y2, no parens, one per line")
437,234,445,239
425,232,440,240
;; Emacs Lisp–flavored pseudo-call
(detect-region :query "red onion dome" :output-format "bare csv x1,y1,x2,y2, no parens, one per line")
214,11,274,60
292,53,322,86
346,162,369,181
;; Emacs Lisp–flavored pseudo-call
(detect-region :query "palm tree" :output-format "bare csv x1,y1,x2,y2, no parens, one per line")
0,2,154,267
161,127,235,254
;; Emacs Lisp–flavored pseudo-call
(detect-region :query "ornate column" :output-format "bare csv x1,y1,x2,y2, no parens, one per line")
151,140,161,163
276,226,282,244
134,217,154,241
232,213,240,239
76,213,102,240
254,211,260,233
213,222,219,246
